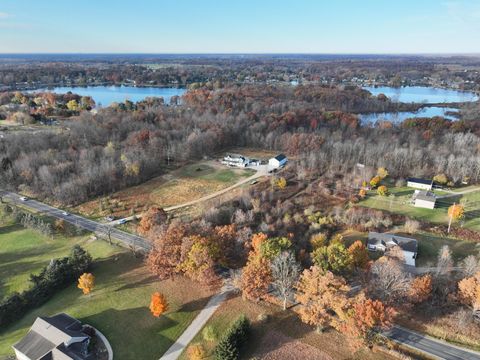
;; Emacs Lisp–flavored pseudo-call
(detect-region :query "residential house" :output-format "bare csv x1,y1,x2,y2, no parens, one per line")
407,177,433,191
268,154,288,169
367,232,417,267
13,313,91,360
413,190,436,209
222,154,249,168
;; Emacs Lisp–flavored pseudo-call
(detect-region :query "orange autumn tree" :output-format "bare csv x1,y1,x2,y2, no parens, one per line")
137,206,167,236
458,272,480,321
342,294,395,349
348,240,370,270
150,292,169,317
295,266,350,332
77,273,95,295
409,274,432,304
448,204,465,221
186,343,206,360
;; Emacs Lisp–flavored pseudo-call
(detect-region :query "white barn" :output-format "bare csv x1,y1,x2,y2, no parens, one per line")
413,190,436,209
268,154,287,169
407,177,433,191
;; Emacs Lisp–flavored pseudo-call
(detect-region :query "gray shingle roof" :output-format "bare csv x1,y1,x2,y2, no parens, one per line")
368,232,417,253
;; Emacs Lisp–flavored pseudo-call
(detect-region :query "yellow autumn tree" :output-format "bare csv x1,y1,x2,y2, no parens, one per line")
369,176,381,188
448,204,465,221
150,292,169,317
77,273,95,295
187,343,206,360
276,177,287,189
377,167,388,179
377,185,388,196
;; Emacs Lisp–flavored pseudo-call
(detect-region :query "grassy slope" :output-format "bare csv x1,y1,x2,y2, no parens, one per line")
0,223,214,360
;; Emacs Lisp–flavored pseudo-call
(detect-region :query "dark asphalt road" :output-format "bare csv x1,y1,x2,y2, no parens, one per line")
0,190,152,251
384,326,480,360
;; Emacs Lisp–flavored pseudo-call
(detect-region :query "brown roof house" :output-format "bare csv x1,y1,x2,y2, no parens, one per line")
12,313,92,360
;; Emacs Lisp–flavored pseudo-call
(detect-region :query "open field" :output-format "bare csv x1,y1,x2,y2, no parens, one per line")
359,185,480,231
0,221,111,300
74,161,255,219
179,294,396,360
0,231,215,360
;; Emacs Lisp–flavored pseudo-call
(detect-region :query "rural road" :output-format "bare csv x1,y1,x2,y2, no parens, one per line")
384,325,480,360
0,190,151,251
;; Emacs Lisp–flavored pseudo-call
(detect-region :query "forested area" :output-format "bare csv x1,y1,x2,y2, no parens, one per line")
0,83,479,205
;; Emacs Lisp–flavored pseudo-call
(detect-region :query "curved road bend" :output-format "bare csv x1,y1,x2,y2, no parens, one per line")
384,325,480,360
0,190,151,251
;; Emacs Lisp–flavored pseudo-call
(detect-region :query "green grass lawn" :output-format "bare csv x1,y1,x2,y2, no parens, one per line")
359,186,480,231
0,222,110,300
179,163,255,183
0,222,215,360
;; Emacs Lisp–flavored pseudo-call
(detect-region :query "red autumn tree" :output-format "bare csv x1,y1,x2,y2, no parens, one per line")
342,294,395,349
348,240,370,270
150,292,169,317
137,206,168,236
241,257,272,302
409,274,432,304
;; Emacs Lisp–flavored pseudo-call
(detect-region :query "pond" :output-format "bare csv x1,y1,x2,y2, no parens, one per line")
359,106,459,124
363,86,478,103
30,86,187,107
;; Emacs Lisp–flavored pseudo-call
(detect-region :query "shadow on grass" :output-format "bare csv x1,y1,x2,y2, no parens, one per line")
178,295,213,313
114,274,158,292
0,223,23,235
83,307,178,360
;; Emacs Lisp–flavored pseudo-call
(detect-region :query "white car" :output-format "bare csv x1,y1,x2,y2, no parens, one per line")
19,196,28,201
61,211,70,216
118,219,127,225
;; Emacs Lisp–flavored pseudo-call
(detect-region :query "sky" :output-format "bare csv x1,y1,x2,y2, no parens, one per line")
0,0,479,54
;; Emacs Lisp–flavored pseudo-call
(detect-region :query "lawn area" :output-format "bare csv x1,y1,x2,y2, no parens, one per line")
0,222,110,300
359,185,480,232
0,245,215,360
75,161,255,219
179,294,396,360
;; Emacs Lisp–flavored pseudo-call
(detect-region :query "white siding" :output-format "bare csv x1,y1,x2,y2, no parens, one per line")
403,250,416,266
414,199,435,209
14,349,30,360
407,181,432,190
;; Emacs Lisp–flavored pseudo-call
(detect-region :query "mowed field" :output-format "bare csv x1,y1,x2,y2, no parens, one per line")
75,161,255,219
0,221,216,360
358,185,480,232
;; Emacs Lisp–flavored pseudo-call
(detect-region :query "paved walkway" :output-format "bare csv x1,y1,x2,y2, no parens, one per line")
160,283,233,360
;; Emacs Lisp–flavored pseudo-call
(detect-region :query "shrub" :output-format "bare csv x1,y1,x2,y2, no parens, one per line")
202,325,217,342
214,315,250,360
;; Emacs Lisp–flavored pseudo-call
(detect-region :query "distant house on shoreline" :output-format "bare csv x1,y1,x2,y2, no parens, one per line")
367,232,417,267
13,313,92,360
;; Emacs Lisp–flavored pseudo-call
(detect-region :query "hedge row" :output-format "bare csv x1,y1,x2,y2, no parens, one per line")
0,245,92,328
214,315,250,360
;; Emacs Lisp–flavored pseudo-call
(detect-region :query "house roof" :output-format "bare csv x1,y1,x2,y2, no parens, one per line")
368,232,418,253
415,190,436,203
13,314,89,360
274,154,287,161
407,177,432,185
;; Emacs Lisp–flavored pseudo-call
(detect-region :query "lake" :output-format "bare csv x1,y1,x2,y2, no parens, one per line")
30,86,187,107
363,86,478,103
359,106,459,124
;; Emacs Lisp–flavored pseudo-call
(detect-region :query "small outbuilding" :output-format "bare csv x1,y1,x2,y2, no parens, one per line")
367,232,417,267
407,177,433,191
268,154,287,169
413,190,436,209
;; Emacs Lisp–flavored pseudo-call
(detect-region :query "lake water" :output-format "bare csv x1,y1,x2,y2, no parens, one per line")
30,86,187,107
363,86,478,103
359,106,459,124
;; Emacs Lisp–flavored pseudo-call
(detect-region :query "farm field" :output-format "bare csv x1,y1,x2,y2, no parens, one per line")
0,224,215,360
74,160,255,219
179,294,396,360
358,185,480,231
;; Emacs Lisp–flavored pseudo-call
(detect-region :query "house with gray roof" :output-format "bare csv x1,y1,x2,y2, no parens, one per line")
367,232,418,266
12,313,91,360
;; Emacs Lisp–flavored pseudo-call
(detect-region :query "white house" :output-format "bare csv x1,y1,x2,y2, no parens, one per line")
407,177,433,191
413,190,436,209
268,154,288,169
222,154,249,168
13,313,91,360
367,232,417,267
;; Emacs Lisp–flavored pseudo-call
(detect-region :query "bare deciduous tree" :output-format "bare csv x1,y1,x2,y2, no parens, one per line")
369,256,411,304
271,251,300,310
